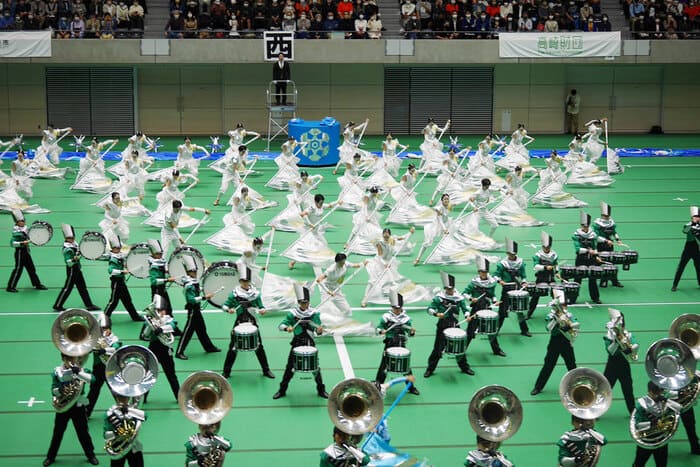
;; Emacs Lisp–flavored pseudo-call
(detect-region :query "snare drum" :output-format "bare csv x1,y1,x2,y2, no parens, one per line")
168,246,206,280
476,310,499,335
385,347,411,373
202,261,239,308
233,322,260,351
564,282,580,304
612,252,627,265
535,282,551,297
293,346,319,372
525,282,538,297
125,243,151,279
622,250,639,270
507,290,530,312
598,251,614,263
574,266,589,280
79,231,107,260
28,220,53,246
601,264,618,280
443,328,467,356
559,266,577,280
588,266,603,279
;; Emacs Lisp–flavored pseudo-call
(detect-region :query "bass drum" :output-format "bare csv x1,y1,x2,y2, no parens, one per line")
28,220,53,246
168,246,206,280
201,261,239,308
125,243,151,279
79,231,107,260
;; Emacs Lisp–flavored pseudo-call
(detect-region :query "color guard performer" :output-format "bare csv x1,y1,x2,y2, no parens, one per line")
103,394,147,467
103,235,143,321
53,224,100,312
316,253,365,317
148,239,174,316
495,238,530,337
557,415,607,467
632,381,682,467
463,257,507,358
469,178,499,238
6,209,47,293
100,192,130,244
527,231,558,320
465,436,513,467
671,206,700,292
221,266,275,379
424,272,474,377
161,200,211,258
374,292,420,395
572,212,603,304
213,147,242,206
43,354,99,466
603,308,638,414
320,427,370,467
140,294,180,401
185,421,232,467
175,256,220,360
273,285,329,399
531,289,578,396
87,314,122,417
593,202,624,288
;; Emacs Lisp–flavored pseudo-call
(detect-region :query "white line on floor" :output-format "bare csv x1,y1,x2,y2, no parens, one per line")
333,334,355,379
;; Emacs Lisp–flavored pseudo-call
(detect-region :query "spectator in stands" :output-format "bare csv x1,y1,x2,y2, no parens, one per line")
183,11,197,36
352,12,367,37
401,0,415,29
282,9,296,30
171,0,184,12
367,12,381,37
70,14,85,37
269,12,282,29
46,0,58,27
165,9,183,36
580,1,593,22
599,13,611,30
538,0,550,20
445,0,459,16
309,0,323,17
405,11,420,37
518,11,532,30
310,12,324,37
85,13,100,36
58,0,71,18
116,1,129,28
34,1,48,29
323,10,338,31
129,0,144,29
475,10,490,37
500,1,512,19
363,0,378,18
486,0,499,18
564,1,578,30
338,9,353,30
229,14,240,37
664,12,677,30
464,10,476,33
583,15,596,30
650,15,665,37
103,0,116,18
417,0,431,29
589,0,601,13
296,12,310,36
0,11,12,30
443,11,459,37
629,0,645,30
73,0,87,17
544,13,557,30
492,13,505,31
253,9,269,29
337,0,352,18
57,15,70,35
101,13,115,37
473,0,487,15
296,0,311,16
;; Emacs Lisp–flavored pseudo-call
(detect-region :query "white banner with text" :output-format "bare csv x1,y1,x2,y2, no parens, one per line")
499,32,621,58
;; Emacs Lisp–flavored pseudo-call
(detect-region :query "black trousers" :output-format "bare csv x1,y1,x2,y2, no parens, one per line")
274,81,287,104
223,318,271,375
681,407,700,451
575,254,599,301
110,449,144,467
45,404,95,461
375,336,415,386
7,247,41,289
672,240,700,288
86,357,106,417
426,318,470,373
176,305,217,355
151,284,173,316
278,333,324,393
527,272,555,318
466,305,503,354
533,333,577,391
54,266,95,309
603,352,635,413
104,278,140,320
149,340,180,399
632,445,668,467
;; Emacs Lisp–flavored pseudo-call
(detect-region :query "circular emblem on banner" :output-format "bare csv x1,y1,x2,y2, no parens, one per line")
300,128,330,162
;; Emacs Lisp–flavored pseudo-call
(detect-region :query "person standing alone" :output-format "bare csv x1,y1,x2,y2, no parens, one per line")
272,53,291,105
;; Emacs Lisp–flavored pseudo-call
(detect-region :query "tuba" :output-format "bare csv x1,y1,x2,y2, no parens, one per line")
179,371,234,467
51,309,100,413
328,378,384,436
559,368,612,467
669,315,700,411
104,345,159,458
468,385,523,442
143,301,175,346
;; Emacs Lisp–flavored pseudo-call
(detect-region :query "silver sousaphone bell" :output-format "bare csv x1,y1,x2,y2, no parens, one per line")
178,371,233,425
468,385,523,442
51,308,101,357
327,378,384,436
645,338,697,390
105,345,159,397
559,368,612,420
669,313,700,359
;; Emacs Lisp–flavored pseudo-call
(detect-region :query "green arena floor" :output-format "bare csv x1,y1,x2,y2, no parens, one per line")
0,134,699,466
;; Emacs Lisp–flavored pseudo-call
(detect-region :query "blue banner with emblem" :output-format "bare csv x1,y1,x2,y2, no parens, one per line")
288,117,340,167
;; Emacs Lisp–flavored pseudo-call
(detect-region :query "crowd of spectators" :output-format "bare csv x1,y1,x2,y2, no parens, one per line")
0,0,148,37
164,0,383,39
626,0,700,39
399,0,616,38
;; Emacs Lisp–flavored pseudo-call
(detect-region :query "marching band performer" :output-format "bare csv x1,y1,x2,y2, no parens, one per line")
572,212,603,304
10,149,35,199
527,231,559,321
466,139,504,188
221,266,275,379
285,193,339,270
74,137,118,193
316,253,364,317
495,238,530,337
266,170,323,232
419,117,450,174
671,206,700,292
463,257,507,358
266,136,301,190
604,308,638,414
492,165,547,227
374,291,420,395
38,124,72,165
148,239,174,316
564,136,614,188
675,376,700,455
581,119,606,163
465,435,513,467
185,421,232,467
273,285,329,399
346,185,387,255
103,235,143,322
530,289,578,396
414,193,453,265
531,151,587,209
43,354,99,466
593,201,624,288
100,192,130,245
176,136,209,177
104,394,147,467
53,224,101,312
496,123,534,173
175,256,220,360
469,178,500,238
557,415,607,467
424,272,474,377
140,294,180,400
225,123,259,162
632,381,682,466
320,427,370,467
6,209,47,293
337,119,371,170
380,132,407,177
144,169,199,228
161,199,211,258
213,151,241,206
387,163,434,226
86,314,123,417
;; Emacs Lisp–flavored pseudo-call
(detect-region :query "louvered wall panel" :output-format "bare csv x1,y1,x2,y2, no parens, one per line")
46,67,91,135
450,67,494,134
408,68,451,134
383,68,410,134
90,68,134,135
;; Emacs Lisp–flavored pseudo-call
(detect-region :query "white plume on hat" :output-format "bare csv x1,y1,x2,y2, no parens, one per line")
108,234,121,249
600,201,611,217
11,209,24,223
389,290,404,308
505,237,518,255
294,283,310,302
579,211,591,226
691,206,699,217
62,223,75,239
148,239,163,254
182,255,198,273
476,256,489,272
541,231,552,248
440,271,455,289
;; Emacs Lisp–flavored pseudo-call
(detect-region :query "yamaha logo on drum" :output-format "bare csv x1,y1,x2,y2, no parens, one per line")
214,271,237,277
